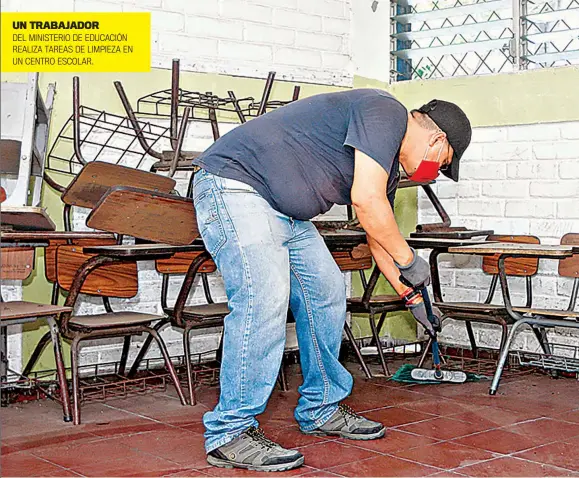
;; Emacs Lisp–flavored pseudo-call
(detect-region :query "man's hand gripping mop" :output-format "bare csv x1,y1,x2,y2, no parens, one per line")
393,280,468,384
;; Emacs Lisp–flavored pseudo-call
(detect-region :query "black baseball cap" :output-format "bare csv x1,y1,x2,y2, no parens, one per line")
417,99,472,182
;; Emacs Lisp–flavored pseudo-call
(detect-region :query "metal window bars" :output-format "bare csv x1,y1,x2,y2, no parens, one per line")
390,0,579,81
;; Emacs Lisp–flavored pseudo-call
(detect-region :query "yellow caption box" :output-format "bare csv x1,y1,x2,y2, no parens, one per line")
1,12,151,72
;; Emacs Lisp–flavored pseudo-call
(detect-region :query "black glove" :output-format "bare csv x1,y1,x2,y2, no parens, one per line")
396,248,431,289
407,301,442,339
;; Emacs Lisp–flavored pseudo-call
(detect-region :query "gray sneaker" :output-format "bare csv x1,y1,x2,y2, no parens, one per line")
207,426,305,472
301,404,385,440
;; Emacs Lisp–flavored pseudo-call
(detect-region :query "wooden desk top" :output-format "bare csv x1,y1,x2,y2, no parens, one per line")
0,206,56,231
0,301,72,321
410,229,494,240
82,242,206,257
1,231,115,242
448,242,574,257
406,237,496,249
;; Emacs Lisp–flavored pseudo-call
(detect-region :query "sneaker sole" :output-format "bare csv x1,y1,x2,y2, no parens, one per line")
302,427,386,441
207,454,305,472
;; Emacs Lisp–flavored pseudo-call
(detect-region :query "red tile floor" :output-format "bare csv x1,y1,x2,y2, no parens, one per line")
1,360,578,477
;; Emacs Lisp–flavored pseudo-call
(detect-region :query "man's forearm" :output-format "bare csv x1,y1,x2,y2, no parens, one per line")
354,200,413,267
366,235,412,297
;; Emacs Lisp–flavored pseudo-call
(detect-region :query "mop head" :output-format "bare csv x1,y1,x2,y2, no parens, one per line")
391,363,487,384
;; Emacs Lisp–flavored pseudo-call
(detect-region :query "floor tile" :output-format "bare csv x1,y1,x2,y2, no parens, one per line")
451,405,541,428
298,441,379,470
164,468,211,477
0,451,81,477
397,417,491,441
115,427,209,468
341,430,440,455
343,384,425,411
400,399,478,417
328,454,440,477
31,437,185,476
428,472,467,477
299,469,343,477
502,418,579,444
392,441,497,470
267,425,333,449
554,409,579,425
363,406,436,428
453,428,542,454
457,456,578,477
516,441,579,472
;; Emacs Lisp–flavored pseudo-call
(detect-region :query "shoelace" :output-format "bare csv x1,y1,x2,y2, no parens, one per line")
338,404,361,425
247,426,277,450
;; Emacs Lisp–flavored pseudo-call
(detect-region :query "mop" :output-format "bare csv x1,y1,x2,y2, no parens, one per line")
391,286,480,384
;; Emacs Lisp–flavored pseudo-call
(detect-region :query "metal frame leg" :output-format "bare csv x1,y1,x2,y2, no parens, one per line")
128,319,169,377
118,336,131,376
22,331,51,376
70,336,82,425
369,312,389,376
278,356,289,392
47,317,72,422
465,321,478,358
343,322,372,379
489,320,526,395
531,326,551,355
183,326,195,405
148,327,187,406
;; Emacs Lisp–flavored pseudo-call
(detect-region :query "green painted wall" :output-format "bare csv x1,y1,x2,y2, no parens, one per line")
389,65,579,127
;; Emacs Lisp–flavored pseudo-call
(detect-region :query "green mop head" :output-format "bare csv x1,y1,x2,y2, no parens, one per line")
391,363,487,384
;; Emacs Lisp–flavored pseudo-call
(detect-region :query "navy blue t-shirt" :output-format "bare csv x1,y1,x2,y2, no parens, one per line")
193,88,408,220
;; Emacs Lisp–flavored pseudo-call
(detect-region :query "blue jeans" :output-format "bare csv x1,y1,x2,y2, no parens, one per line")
193,169,354,453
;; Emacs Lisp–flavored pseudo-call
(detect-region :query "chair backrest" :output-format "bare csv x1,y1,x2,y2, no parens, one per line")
86,186,199,245
156,251,217,274
44,236,116,283
559,233,579,278
56,245,138,298
482,235,540,276
61,161,176,209
332,244,373,272
0,248,35,280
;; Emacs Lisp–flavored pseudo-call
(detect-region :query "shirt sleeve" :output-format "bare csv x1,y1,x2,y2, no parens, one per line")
344,93,408,174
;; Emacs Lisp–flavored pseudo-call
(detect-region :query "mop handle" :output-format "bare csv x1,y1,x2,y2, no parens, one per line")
420,287,443,374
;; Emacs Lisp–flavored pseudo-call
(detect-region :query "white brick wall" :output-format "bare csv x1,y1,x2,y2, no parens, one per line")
418,120,579,352
4,0,353,86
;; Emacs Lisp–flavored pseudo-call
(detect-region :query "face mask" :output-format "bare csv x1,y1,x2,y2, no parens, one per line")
408,141,444,182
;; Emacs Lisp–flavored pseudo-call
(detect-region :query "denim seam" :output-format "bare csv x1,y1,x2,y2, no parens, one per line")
218,191,254,405
299,404,339,432
289,263,330,412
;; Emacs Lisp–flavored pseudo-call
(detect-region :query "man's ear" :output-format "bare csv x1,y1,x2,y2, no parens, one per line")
429,130,447,146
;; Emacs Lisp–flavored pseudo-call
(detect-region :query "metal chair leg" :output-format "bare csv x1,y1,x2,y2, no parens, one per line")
343,322,372,379
465,321,478,358
369,312,389,376
128,319,169,377
183,326,196,405
118,336,131,376
417,337,432,368
278,356,289,392
489,319,527,395
498,319,509,354
531,325,551,355
46,317,72,423
70,336,82,425
22,331,52,376
148,327,187,406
